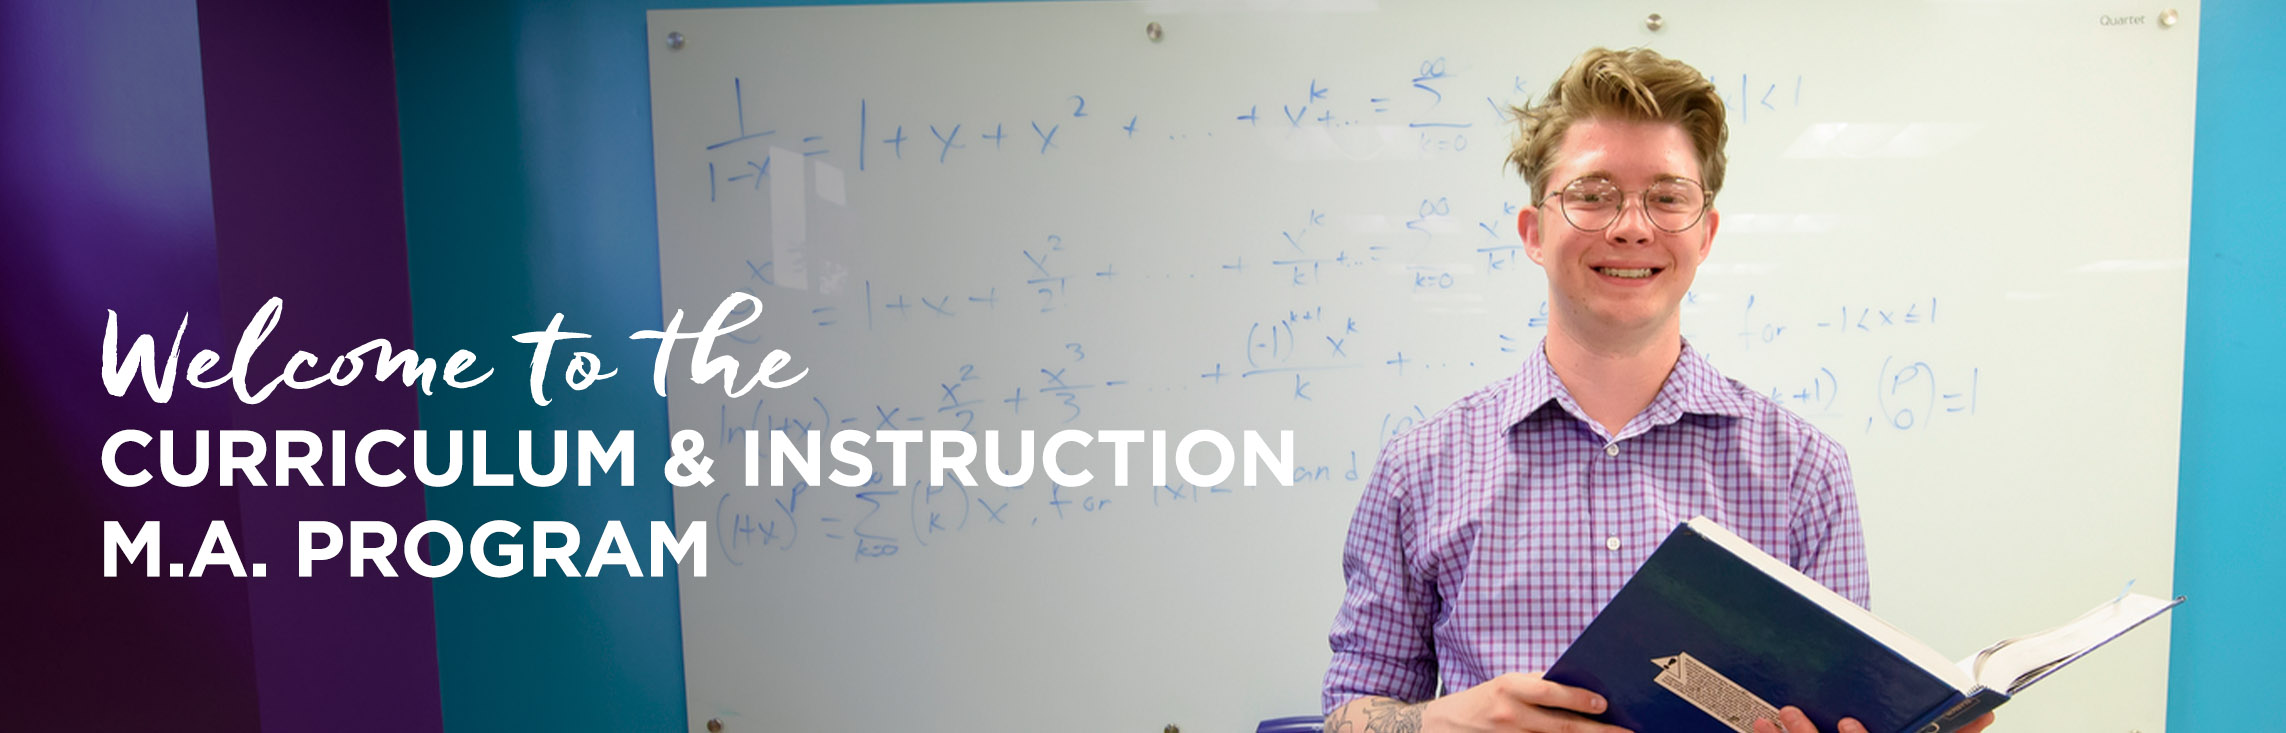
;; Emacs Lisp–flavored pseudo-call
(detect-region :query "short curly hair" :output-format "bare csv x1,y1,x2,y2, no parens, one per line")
1507,47,1729,204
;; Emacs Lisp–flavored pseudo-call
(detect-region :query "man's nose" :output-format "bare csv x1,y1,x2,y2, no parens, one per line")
1605,198,1657,245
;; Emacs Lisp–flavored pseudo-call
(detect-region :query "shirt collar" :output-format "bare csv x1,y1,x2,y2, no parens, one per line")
1499,338,1755,431
1653,340,1759,421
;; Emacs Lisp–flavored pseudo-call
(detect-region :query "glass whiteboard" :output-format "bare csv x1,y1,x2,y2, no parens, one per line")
645,2,2195,731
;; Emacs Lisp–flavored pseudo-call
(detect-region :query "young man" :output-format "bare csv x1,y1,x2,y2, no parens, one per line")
1319,48,1990,733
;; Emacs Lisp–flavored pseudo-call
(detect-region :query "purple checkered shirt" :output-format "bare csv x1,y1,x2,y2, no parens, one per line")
1323,339,1869,713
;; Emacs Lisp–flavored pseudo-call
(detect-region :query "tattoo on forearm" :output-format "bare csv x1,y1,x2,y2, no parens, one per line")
1360,698,1422,733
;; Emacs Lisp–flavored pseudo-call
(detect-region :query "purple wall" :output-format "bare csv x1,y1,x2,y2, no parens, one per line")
2,1,255,729
3,0,440,729
197,0,441,729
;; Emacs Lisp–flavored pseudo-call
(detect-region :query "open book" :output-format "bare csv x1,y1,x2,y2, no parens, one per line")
1543,517,2182,733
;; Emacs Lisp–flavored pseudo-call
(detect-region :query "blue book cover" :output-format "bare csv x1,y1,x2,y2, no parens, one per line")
1543,518,2180,733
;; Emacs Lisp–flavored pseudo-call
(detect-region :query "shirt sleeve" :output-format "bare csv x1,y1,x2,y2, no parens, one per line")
1322,444,1440,714
1790,436,1872,609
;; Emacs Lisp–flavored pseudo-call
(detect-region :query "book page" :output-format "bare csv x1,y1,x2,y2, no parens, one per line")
1958,593,2182,693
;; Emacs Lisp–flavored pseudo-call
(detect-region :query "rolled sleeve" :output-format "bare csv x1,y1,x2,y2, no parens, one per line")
1322,447,1439,713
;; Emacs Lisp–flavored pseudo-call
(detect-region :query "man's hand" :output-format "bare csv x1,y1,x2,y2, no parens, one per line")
1420,672,1632,733
1750,705,1997,733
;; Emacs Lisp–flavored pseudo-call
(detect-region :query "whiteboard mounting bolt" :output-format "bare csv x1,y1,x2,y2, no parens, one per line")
667,31,686,50
1146,22,1163,42
1645,13,1664,31
2158,9,2178,27
705,718,722,732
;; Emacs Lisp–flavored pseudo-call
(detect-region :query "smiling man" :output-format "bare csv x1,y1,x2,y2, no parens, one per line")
1320,48,1993,733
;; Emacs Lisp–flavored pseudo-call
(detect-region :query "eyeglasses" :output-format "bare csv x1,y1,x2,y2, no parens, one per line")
1541,176,1712,233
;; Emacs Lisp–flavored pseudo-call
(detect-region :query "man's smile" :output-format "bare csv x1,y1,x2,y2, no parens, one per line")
1593,265,1665,280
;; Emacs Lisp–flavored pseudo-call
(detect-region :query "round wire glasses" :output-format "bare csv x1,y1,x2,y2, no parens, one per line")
1542,176,1712,233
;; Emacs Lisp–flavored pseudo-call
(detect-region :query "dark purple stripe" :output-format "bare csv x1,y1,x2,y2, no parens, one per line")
195,0,440,730
0,1,260,730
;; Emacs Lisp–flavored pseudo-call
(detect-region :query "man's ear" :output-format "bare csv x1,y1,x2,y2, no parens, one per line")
1519,205,1544,265
1698,208,1720,259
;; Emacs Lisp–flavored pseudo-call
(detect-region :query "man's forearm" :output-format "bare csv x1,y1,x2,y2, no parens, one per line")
1325,695,1426,733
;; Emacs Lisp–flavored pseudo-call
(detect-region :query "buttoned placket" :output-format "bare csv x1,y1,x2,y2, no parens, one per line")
1597,437,1625,554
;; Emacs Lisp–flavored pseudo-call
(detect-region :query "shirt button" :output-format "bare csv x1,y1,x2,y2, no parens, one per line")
1605,443,1621,457
1606,536,1622,551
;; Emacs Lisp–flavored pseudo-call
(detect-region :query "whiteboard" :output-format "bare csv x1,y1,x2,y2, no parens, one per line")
644,2,2196,731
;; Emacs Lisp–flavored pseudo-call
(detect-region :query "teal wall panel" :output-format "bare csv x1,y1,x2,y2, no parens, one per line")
391,2,680,730
2170,1,2286,730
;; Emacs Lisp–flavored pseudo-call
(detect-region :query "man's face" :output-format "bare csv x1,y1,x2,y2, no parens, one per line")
1519,117,1719,340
